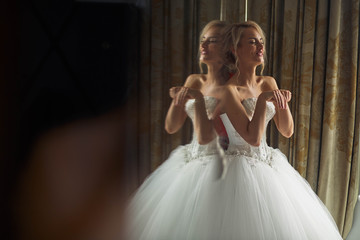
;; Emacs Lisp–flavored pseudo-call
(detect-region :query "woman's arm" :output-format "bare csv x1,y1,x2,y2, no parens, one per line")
164,99,188,134
265,78,294,138
165,75,216,144
222,87,284,146
165,75,198,134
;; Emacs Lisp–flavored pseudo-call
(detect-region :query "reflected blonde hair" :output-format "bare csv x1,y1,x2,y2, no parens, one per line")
223,21,267,75
198,20,229,74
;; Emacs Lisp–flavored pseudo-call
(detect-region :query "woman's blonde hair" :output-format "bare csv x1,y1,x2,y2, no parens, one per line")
223,21,267,75
198,20,229,73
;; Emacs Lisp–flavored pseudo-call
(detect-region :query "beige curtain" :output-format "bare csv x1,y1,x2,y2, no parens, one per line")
220,0,360,237
131,0,360,238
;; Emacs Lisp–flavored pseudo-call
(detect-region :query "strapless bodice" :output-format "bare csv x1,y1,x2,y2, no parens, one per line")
220,98,276,165
184,96,220,160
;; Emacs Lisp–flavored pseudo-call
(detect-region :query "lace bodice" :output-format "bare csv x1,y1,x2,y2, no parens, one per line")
184,96,220,160
220,98,276,165
185,96,218,121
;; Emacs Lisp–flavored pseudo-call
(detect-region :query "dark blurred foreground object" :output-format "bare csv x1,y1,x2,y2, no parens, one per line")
17,0,138,161
1,0,139,239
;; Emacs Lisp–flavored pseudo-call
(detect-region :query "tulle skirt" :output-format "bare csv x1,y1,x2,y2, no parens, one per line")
126,144,343,240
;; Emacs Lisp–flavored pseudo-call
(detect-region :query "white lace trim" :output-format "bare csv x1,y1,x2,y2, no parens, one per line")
222,98,277,169
225,147,275,168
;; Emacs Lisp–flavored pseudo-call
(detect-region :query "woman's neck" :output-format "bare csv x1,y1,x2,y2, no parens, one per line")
206,63,227,85
235,64,258,86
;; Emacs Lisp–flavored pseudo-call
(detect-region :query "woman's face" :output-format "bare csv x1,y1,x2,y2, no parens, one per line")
235,27,264,66
199,27,223,65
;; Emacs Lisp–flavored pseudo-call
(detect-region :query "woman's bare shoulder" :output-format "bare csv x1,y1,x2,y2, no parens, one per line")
260,76,278,91
184,74,206,89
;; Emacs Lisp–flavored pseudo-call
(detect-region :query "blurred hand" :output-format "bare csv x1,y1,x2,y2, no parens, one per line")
169,87,203,106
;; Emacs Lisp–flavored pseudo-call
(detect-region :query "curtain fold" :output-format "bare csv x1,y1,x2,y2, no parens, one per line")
316,0,360,236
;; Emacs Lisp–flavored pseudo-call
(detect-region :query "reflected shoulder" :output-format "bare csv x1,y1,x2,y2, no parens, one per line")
184,74,206,89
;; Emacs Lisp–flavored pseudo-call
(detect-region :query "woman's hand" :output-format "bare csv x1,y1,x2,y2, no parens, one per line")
169,87,203,106
280,89,292,103
259,89,287,110
169,87,181,99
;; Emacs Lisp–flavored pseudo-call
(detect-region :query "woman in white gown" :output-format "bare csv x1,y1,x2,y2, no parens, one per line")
126,20,232,239
205,21,343,239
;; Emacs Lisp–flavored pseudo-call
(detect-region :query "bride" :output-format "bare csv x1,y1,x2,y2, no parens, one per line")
126,20,232,240
207,21,343,239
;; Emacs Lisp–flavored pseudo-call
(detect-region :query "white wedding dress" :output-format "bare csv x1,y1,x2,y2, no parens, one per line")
126,96,343,240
